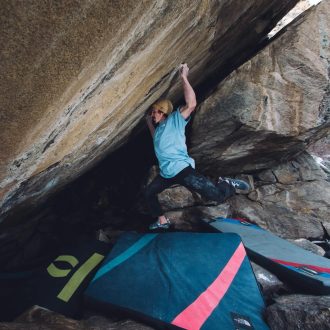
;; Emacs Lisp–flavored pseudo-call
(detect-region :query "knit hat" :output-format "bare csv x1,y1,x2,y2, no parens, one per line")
151,99,173,115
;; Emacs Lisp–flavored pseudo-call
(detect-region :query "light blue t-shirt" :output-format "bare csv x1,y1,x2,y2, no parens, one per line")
153,108,195,178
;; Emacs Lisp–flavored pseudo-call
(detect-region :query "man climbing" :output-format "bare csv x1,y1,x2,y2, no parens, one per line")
145,63,250,230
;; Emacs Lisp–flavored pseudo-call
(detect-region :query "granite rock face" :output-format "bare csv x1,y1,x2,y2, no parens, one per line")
0,0,299,223
190,0,330,176
229,152,330,239
265,294,330,330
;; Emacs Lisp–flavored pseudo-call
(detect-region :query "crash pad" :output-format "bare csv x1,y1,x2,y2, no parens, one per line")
85,232,269,329
202,217,330,295
0,238,109,321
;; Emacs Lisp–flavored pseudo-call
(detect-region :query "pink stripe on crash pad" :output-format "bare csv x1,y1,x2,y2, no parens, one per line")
272,258,330,274
171,242,246,330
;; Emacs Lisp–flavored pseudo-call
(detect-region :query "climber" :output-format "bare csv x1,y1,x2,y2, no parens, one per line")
145,63,250,230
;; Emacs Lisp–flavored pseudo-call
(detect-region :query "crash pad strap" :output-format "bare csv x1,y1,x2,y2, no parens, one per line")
171,242,246,330
92,234,158,283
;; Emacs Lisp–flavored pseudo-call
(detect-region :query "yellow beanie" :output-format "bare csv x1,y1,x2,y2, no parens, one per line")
151,99,173,115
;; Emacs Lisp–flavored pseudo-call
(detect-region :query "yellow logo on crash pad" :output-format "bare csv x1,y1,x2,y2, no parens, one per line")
47,253,104,302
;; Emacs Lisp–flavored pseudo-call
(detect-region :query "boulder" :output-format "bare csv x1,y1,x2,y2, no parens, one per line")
165,204,230,230
229,194,324,239
229,152,329,239
0,0,299,224
0,305,153,329
156,182,224,212
141,153,329,239
251,181,329,224
271,152,327,184
288,238,325,256
308,135,330,179
257,169,277,183
250,262,287,300
158,185,199,211
308,135,330,162
190,0,330,176
265,294,330,330
140,165,220,214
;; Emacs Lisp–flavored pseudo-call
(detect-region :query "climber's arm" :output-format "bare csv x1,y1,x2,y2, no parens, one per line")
179,63,197,120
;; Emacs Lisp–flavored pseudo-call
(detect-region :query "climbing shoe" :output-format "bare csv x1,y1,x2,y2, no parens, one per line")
218,177,250,192
149,218,171,230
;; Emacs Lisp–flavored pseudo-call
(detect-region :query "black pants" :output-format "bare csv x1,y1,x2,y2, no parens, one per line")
144,166,235,217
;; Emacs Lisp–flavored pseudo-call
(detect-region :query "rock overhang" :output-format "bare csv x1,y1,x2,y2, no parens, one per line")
0,0,300,223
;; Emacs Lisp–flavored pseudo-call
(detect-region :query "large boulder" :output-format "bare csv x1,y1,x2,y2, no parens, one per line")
265,294,330,330
0,0,299,223
190,0,330,176
229,152,329,239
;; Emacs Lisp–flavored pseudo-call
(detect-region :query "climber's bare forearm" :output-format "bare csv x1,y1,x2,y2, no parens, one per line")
179,64,197,119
